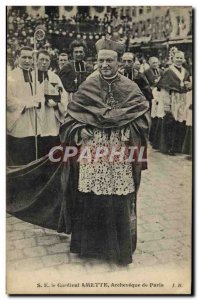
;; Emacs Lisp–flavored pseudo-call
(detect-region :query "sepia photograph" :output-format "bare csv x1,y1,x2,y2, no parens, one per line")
6,5,192,295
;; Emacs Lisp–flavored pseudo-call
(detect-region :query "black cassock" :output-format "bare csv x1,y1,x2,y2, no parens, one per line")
58,60,93,93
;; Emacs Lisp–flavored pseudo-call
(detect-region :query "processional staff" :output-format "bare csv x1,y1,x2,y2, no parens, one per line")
33,26,45,160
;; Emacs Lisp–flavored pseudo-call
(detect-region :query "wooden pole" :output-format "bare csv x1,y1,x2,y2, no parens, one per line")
33,32,38,160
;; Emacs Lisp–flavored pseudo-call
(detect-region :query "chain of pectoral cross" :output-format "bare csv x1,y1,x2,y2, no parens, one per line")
105,78,118,108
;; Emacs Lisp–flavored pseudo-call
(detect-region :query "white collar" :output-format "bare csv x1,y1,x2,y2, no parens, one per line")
102,72,118,80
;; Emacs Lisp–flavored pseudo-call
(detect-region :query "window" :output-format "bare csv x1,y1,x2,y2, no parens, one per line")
176,16,180,35
132,7,136,17
126,8,130,17
139,7,143,15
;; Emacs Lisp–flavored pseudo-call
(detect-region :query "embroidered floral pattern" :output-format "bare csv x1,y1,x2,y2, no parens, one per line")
78,128,135,195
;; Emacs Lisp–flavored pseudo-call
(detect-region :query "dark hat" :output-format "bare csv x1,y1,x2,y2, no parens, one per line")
95,38,125,56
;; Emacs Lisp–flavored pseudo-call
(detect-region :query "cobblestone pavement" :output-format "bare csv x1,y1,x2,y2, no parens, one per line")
6,146,192,293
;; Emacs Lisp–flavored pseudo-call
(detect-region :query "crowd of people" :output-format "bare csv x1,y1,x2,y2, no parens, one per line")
9,7,191,71
7,13,192,266
7,7,132,70
7,37,192,161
